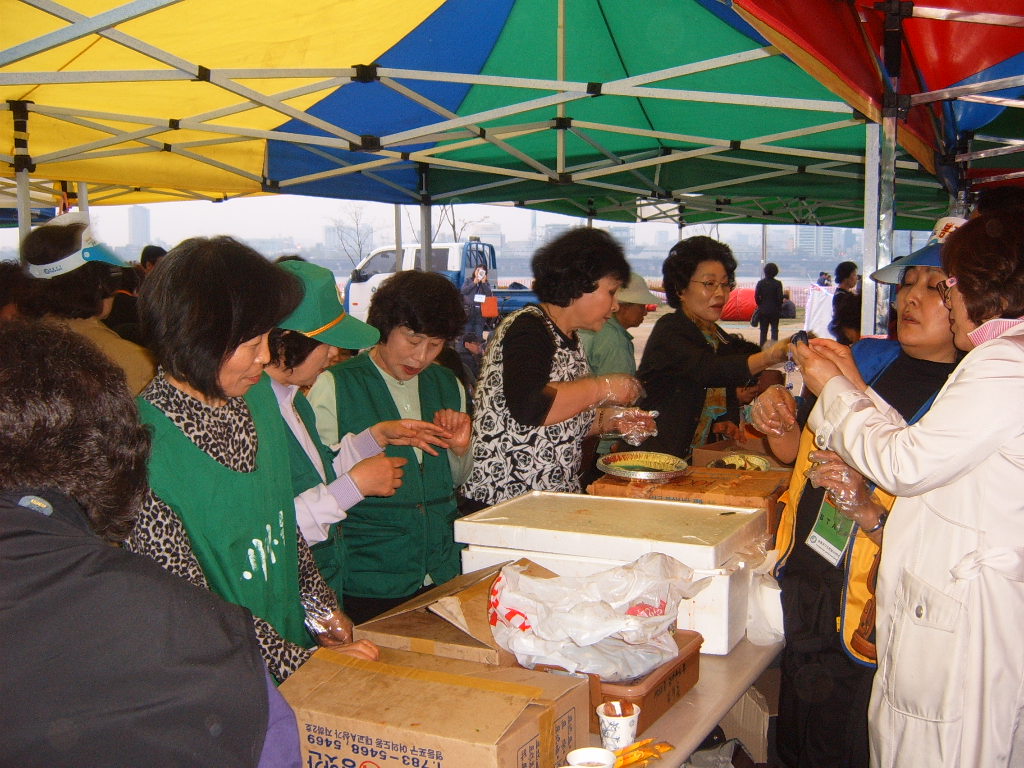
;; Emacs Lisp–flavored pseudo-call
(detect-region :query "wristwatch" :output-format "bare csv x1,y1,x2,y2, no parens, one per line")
864,511,889,534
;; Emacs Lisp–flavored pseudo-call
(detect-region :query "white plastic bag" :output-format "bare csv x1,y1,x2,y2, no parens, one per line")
746,551,785,646
489,552,712,682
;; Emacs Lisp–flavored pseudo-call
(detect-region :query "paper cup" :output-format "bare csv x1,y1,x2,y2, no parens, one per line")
596,701,641,751
566,746,617,768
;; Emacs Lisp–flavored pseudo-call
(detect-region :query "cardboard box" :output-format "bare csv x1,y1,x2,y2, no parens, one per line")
588,467,789,513
353,564,520,665
718,685,771,764
461,547,750,655
587,468,788,536
690,436,788,471
281,647,590,768
455,491,767,571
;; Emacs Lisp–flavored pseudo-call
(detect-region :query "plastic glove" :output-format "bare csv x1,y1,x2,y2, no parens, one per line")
804,450,874,521
750,384,798,437
594,374,645,407
600,407,659,446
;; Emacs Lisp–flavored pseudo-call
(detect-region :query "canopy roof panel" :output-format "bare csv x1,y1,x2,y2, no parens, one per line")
735,0,1024,195
2,0,946,225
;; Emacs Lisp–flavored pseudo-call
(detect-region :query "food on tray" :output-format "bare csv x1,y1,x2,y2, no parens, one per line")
708,453,771,471
597,451,689,481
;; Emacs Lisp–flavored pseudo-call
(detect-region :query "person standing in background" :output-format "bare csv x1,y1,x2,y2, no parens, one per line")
19,212,156,394
754,262,784,347
460,265,493,341
579,271,659,380
139,244,166,275
578,271,660,482
829,261,861,345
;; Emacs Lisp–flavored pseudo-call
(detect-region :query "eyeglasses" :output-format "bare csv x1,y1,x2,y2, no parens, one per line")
690,279,736,293
936,276,958,308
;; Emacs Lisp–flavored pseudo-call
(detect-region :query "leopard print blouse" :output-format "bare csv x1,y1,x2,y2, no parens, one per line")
125,372,338,681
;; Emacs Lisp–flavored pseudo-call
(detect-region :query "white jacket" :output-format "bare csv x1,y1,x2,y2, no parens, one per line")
809,322,1024,768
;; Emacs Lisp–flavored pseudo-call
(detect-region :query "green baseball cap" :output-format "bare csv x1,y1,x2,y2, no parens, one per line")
277,260,380,349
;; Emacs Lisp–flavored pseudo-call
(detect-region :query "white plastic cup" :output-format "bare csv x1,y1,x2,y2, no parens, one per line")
565,746,617,768
596,701,641,751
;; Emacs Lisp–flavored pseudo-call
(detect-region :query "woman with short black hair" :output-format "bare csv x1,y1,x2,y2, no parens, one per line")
307,269,473,624
462,227,649,506
637,236,790,460
266,260,452,619
127,236,377,682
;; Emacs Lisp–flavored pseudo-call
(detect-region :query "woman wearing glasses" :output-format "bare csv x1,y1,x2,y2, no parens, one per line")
636,236,790,460
794,211,1024,768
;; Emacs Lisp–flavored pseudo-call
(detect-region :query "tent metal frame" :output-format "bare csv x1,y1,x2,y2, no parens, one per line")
3,0,940,227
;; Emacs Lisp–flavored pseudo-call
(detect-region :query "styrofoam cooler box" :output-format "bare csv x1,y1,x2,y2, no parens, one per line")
455,491,766,654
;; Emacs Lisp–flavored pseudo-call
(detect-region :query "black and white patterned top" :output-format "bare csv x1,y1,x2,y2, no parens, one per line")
125,372,337,681
462,306,595,505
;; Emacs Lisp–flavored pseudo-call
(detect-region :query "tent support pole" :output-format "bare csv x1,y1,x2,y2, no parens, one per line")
874,113,897,336
77,182,90,213
394,204,403,263
862,122,883,336
16,169,31,242
418,163,431,270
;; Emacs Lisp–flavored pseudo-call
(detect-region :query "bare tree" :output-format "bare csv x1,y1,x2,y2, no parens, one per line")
403,203,484,244
328,202,376,268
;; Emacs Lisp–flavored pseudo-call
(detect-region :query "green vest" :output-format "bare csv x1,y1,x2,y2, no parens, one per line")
284,390,345,602
138,375,309,647
328,354,463,598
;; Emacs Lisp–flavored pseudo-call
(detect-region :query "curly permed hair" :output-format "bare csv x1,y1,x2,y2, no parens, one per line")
0,320,151,543
662,236,736,310
367,270,466,341
531,228,630,307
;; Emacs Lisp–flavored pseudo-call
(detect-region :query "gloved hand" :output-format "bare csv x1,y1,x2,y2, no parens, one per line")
750,384,798,437
593,374,645,407
600,406,659,446
805,450,881,529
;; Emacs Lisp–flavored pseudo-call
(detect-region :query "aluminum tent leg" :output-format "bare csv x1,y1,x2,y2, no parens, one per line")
16,169,31,243
861,121,895,337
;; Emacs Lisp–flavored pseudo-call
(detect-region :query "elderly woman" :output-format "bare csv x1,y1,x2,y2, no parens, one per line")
637,236,790,460
752,233,962,768
19,212,155,393
307,270,472,624
794,211,1024,768
1,321,300,767
461,228,647,507
266,260,456,614
126,237,377,682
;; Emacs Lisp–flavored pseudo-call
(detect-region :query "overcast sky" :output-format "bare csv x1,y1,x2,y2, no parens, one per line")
1,195,686,253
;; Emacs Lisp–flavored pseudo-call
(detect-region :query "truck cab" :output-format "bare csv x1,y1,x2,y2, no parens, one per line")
344,240,515,322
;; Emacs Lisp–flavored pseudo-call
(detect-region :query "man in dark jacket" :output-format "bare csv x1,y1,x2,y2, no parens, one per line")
0,320,300,768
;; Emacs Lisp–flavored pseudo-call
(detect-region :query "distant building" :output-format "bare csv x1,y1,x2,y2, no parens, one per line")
128,206,150,252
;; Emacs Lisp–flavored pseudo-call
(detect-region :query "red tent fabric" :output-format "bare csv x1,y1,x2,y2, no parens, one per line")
721,288,757,321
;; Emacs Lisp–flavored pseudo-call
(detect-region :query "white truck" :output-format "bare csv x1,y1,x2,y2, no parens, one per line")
343,239,536,322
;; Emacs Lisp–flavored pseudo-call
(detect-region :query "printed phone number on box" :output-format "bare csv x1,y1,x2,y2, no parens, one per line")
305,723,443,765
